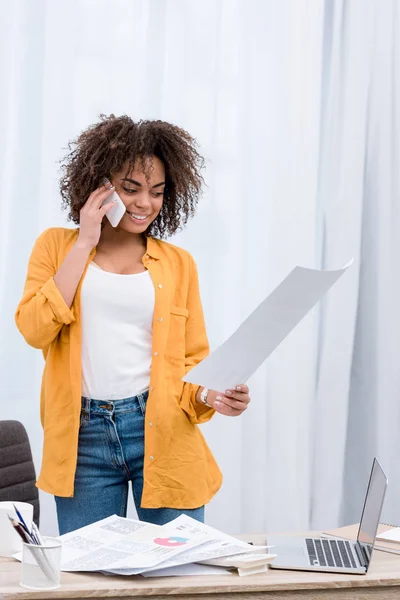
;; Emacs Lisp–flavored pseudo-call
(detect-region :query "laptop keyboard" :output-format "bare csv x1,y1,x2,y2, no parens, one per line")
306,538,358,569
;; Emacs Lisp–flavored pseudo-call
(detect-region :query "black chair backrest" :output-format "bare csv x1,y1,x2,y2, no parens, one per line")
0,420,39,525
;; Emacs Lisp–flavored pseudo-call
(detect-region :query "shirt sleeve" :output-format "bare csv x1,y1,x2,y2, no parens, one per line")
179,254,215,425
15,229,75,350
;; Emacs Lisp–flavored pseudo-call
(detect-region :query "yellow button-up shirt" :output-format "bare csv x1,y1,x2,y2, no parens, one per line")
15,228,222,508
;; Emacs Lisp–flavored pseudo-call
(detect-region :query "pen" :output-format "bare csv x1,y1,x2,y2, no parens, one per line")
31,521,58,574
12,504,30,534
12,505,37,543
31,522,44,545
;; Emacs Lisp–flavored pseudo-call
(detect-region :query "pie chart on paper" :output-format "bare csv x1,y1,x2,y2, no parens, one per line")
154,536,189,547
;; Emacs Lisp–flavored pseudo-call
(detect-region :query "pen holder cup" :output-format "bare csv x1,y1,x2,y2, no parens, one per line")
20,537,62,590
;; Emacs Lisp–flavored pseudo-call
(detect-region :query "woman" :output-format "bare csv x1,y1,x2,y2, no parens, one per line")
16,115,251,535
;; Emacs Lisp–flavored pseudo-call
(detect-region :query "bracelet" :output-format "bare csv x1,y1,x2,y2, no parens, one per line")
199,387,211,407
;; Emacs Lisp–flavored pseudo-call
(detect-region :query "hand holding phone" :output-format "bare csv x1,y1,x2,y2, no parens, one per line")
77,182,122,249
101,181,126,227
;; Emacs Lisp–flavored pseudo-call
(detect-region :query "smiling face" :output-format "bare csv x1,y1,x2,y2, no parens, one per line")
61,116,206,239
110,155,165,234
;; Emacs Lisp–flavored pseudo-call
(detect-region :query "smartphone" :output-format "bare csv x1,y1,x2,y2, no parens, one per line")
102,189,126,227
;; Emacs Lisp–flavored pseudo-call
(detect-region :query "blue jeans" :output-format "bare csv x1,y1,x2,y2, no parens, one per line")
55,391,204,534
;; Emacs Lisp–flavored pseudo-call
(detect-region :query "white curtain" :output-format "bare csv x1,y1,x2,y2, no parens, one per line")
1,0,399,537
312,0,400,531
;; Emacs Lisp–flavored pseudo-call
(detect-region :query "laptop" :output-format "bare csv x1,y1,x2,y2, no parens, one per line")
268,458,387,574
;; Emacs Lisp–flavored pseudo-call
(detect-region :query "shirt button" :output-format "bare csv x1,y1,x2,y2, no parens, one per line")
154,352,159,356
149,422,153,426
149,386,154,391
149,456,154,460
158,284,163,289
157,318,163,322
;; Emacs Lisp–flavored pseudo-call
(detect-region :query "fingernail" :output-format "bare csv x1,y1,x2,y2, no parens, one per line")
236,386,242,391
215,401,221,407
216,395,222,401
225,390,232,396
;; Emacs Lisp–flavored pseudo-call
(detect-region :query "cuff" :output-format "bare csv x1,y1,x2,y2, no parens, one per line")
40,277,76,324
180,384,215,425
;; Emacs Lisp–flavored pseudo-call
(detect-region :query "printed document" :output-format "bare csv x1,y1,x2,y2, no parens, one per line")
102,514,267,576
58,515,208,572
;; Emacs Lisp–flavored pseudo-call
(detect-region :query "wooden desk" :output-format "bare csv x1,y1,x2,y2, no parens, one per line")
1,526,400,599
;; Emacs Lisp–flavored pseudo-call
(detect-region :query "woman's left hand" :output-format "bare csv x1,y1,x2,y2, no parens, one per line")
207,385,250,417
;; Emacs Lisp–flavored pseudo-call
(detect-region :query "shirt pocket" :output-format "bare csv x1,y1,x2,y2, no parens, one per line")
165,305,189,359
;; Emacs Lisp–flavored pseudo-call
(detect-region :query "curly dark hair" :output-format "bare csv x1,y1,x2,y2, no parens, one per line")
59,114,205,238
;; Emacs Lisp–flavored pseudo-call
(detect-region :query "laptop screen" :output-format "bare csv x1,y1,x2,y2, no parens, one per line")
356,458,387,568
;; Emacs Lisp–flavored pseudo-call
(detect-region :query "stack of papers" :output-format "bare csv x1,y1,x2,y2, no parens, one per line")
323,524,400,556
201,551,276,576
49,514,275,577
377,527,400,543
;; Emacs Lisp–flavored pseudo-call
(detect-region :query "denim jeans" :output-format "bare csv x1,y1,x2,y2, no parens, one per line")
55,390,204,534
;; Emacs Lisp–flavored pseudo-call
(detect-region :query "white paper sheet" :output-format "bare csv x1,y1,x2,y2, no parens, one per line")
200,551,276,568
183,260,353,390
57,515,209,572
377,528,400,543
141,563,233,577
103,514,267,576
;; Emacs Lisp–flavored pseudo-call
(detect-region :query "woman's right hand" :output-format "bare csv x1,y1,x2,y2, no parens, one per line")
77,182,116,249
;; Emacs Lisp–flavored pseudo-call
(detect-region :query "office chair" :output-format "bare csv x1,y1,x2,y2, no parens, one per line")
0,420,39,525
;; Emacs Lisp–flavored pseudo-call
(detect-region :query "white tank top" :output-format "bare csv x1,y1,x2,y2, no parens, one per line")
80,262,155,400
